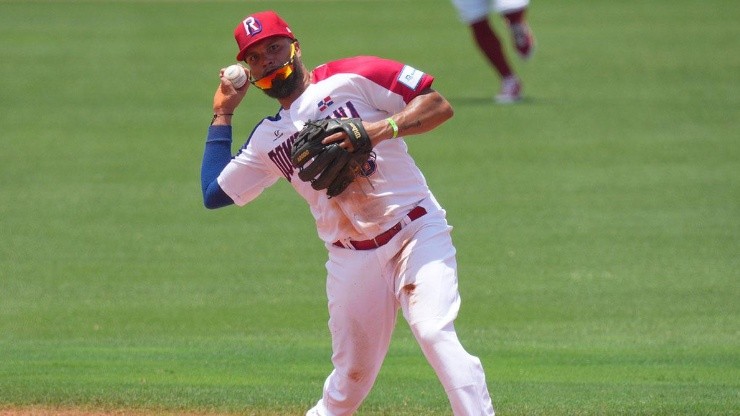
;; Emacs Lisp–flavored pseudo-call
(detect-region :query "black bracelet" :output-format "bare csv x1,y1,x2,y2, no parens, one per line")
210,113,234,125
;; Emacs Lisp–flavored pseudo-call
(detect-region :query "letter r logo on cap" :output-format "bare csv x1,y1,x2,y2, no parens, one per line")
243,17,262,36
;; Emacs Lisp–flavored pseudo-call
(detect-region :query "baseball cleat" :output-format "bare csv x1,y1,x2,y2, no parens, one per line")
495,75,522,104
305,406,322,416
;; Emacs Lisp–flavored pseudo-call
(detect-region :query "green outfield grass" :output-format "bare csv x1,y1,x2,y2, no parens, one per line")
1,0,738,415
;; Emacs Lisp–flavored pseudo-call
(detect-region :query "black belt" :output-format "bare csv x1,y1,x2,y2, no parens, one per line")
332,206,427,250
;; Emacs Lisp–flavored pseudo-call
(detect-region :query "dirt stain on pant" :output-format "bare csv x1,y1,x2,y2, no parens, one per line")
402,283,417,307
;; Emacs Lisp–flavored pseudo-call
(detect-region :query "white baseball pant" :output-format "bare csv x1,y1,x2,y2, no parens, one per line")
308,201,495,416
451,0,530,23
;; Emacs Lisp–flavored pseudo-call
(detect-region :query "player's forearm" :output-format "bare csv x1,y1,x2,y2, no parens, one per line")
385,89,453,141
201,125,235,209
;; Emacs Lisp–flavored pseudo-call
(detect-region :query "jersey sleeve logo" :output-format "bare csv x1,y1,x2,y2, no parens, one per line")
398,65,424,90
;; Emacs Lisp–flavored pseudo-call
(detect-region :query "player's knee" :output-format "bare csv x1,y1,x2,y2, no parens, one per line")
410,319,454,347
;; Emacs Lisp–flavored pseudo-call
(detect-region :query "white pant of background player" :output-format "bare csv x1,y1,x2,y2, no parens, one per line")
452,0,530,22
308,198,495,415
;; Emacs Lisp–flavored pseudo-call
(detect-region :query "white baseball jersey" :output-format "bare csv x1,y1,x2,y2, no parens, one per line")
217,56,438,244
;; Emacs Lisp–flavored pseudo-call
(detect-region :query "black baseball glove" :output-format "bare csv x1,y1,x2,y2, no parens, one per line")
290,117,374,197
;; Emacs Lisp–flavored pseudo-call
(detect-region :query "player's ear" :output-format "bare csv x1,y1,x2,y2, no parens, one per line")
294,40,301,57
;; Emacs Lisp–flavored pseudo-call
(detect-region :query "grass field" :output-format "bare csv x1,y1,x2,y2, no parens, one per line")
1,0,738,415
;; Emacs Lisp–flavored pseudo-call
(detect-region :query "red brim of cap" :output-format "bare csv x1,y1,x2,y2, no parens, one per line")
236,34,293,61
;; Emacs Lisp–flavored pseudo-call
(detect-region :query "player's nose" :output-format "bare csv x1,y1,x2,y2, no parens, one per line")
261,57,276,72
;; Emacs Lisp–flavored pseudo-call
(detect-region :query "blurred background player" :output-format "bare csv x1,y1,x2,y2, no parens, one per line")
451,0,535,103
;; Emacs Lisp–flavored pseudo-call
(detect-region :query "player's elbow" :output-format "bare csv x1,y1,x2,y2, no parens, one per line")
203,196,234,210
202,185,235,209
440,99,454,121
430,91,454,122
203,199,222,210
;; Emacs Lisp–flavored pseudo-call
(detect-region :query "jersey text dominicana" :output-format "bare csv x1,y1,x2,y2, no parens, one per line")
217,56,437,243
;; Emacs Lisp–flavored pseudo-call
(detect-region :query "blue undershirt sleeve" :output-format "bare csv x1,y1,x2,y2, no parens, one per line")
201,125,235,209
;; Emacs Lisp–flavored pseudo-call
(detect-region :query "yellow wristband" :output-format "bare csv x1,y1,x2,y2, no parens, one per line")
386,117,399,139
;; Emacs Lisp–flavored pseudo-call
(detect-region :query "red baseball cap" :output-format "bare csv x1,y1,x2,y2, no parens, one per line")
234,11,296,61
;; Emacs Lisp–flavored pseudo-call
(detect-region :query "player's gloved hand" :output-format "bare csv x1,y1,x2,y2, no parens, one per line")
291,117,374,198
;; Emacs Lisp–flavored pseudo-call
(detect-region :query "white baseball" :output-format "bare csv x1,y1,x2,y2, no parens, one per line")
224,64,247,88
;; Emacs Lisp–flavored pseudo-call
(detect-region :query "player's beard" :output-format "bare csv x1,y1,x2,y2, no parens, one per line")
263,63,304,99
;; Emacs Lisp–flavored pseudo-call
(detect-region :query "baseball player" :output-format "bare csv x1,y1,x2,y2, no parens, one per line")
200,10,496,416
450,0,535,103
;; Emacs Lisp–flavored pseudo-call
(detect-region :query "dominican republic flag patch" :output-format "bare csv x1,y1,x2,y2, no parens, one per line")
317,96,334,111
